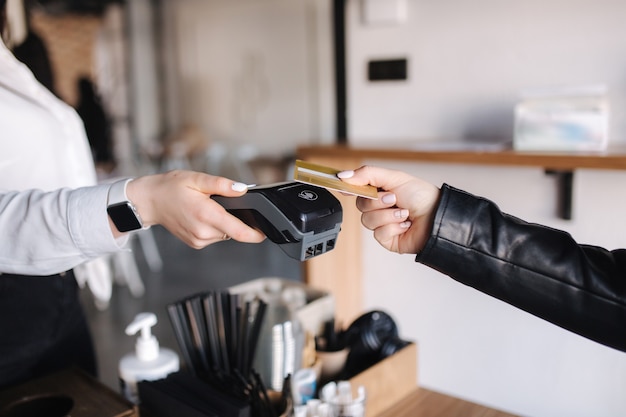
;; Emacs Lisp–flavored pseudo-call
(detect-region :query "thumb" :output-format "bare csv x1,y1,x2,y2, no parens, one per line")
338,165,413,192
194,172,252,197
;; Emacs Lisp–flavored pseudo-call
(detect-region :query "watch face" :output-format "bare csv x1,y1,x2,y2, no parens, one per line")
107,202,142,232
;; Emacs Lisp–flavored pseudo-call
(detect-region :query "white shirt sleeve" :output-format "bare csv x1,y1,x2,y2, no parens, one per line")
0,184,128,275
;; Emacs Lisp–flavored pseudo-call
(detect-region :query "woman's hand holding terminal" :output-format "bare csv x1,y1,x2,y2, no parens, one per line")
117,170,266,248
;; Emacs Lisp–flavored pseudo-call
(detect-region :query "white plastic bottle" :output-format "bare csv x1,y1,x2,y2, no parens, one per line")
119,312,180,404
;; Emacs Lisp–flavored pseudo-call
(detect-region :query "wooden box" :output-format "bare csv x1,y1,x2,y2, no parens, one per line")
348,342,418,417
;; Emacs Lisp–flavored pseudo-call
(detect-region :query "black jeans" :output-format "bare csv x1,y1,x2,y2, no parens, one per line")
0,271,97,389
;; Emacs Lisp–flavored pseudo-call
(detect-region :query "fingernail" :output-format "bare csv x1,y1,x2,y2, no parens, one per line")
381,193,396,205
400,220,412,229
337,170,354,179
394,209,409,219
231,182,247,192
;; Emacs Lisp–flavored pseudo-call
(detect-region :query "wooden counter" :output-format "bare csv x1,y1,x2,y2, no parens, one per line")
378,388,518,417
296,143,626,323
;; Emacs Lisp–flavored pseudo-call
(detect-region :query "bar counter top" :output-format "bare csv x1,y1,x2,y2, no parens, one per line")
378,388,518,417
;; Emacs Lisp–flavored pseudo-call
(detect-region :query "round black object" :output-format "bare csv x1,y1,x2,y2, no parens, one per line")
340,310,408,379
343,310,398,354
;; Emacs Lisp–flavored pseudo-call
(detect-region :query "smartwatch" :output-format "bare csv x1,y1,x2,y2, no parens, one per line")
107,178,145,232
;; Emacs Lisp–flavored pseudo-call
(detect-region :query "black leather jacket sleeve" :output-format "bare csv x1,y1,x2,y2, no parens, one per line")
416,184,626,352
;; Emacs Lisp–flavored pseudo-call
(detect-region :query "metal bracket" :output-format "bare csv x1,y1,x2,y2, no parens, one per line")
545,170,574,220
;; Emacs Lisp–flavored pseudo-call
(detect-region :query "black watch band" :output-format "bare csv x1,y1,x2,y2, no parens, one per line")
107,178,144,232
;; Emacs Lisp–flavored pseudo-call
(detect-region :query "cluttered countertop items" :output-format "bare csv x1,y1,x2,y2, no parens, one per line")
136,277,414,417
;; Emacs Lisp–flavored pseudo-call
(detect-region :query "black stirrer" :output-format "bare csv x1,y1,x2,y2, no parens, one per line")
214,292,231,373
245,298,266,377
184,297,210,374
167,303,196,376
202,293,221,371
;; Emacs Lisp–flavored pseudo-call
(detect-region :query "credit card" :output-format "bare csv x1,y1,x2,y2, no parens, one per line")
293,160,379,199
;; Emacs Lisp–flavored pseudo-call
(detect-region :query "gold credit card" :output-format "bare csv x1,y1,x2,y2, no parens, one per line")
293,160,379,199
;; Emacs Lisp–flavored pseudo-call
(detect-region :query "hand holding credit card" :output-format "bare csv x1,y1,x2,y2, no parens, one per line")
293,160,379,199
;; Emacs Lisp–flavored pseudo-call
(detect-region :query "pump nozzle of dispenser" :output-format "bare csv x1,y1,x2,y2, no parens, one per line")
125,312,159,361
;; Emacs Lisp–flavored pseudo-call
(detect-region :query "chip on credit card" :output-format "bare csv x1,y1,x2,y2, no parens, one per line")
293,159,379,200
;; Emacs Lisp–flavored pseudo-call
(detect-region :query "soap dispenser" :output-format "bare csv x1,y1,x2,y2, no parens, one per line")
119,312,179,404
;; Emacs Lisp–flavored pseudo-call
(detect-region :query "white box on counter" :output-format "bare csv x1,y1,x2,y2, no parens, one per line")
513,84,609,152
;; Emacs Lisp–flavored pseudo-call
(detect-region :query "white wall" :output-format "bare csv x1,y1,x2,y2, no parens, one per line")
347,0,626,144
164,0,335,157
345,3,626,415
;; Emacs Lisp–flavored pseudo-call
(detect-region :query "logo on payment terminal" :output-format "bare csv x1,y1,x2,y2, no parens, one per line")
298,190,318,201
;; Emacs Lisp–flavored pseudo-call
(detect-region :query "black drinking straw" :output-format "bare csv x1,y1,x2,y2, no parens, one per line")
167,303,196,376
245,299,266,377
237,300,250,373
184,297,209,374
214,292,231,373
202,293,221,370
229,293,239,367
